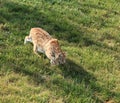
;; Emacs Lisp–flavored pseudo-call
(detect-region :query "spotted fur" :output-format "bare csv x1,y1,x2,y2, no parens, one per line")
24,28,66,65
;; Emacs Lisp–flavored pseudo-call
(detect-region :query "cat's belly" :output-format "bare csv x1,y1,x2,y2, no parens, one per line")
37,47,45,53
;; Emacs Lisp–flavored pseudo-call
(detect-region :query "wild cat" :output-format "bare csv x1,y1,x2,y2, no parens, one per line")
24,27,66,65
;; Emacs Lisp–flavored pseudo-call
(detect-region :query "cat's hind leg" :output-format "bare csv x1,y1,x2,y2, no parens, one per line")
24,36,32,44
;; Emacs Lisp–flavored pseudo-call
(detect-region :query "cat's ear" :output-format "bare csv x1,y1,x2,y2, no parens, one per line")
51,39,58,43
50,39,59,45
54,39,58,41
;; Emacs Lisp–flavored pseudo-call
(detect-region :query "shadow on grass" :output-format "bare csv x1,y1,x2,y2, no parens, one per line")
60,59,96,84
12,58,115,102
58,59,117,102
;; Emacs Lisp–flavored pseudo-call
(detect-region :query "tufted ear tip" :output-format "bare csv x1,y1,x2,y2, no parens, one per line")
54,39,58,41
52,39,58,42
50,39,59,45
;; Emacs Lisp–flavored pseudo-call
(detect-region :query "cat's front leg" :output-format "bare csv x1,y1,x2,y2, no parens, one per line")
50,60,56,65
33,44,41,58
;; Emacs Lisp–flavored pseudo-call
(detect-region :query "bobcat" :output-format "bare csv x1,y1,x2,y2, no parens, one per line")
24,28,66,65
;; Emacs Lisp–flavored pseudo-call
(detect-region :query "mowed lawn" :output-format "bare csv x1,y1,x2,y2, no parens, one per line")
0,0,120,103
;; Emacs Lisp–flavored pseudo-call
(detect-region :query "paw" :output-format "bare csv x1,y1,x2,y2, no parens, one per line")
50,60,56,65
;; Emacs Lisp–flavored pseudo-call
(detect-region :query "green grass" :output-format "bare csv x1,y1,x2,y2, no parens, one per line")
0,0,120,102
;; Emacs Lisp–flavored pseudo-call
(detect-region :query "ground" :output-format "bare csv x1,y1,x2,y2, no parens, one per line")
0,0,120,103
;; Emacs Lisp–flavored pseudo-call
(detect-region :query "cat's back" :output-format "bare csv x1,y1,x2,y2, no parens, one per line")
30,28,52,48
30,28,50,37
30,28,52,43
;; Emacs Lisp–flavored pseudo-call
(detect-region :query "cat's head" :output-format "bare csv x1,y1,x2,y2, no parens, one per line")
55,52,66,65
